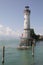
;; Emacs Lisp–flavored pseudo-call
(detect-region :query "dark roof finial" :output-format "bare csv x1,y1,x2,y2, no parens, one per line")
25,6,29,8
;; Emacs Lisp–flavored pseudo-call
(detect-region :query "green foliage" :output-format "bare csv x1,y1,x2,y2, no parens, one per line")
30,29,40,40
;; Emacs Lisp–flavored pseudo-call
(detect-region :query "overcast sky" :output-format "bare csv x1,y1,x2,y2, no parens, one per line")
0,0,43,38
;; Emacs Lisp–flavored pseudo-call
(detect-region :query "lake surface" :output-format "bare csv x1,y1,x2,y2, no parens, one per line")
0,39,43,65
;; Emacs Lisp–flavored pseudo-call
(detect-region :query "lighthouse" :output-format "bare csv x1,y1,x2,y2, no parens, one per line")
23,6,30,39
19,6,31,48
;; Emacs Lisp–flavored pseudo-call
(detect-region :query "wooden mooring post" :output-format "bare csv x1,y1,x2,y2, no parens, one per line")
2,46,5,64
32,43,34,57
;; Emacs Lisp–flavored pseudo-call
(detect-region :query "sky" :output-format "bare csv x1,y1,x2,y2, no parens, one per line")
0,0,43,38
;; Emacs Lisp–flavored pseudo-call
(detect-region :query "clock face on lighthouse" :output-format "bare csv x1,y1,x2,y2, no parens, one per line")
24,15,26,18
24,15,27,18
24,15,28,20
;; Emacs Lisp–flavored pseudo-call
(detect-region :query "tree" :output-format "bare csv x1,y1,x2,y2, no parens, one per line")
30,29,40,40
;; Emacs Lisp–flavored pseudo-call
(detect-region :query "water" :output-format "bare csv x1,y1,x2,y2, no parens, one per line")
0,39,43,65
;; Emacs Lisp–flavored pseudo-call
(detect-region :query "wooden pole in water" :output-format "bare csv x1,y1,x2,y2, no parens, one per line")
2,46,5,64
32,43,34,56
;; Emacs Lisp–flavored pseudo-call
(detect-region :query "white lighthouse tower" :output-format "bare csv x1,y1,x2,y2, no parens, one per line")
23,6,30,39
19,6,31,47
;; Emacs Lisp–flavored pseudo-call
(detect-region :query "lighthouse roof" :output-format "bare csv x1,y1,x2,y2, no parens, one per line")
25,6,29,8
24,6,30,13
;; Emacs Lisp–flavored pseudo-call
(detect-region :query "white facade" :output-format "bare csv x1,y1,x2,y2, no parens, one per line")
24,14,30,29
23,30,30,38
23,6,30,39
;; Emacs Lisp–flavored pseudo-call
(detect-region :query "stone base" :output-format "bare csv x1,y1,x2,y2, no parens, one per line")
17,46,31,50
19,38,31,47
